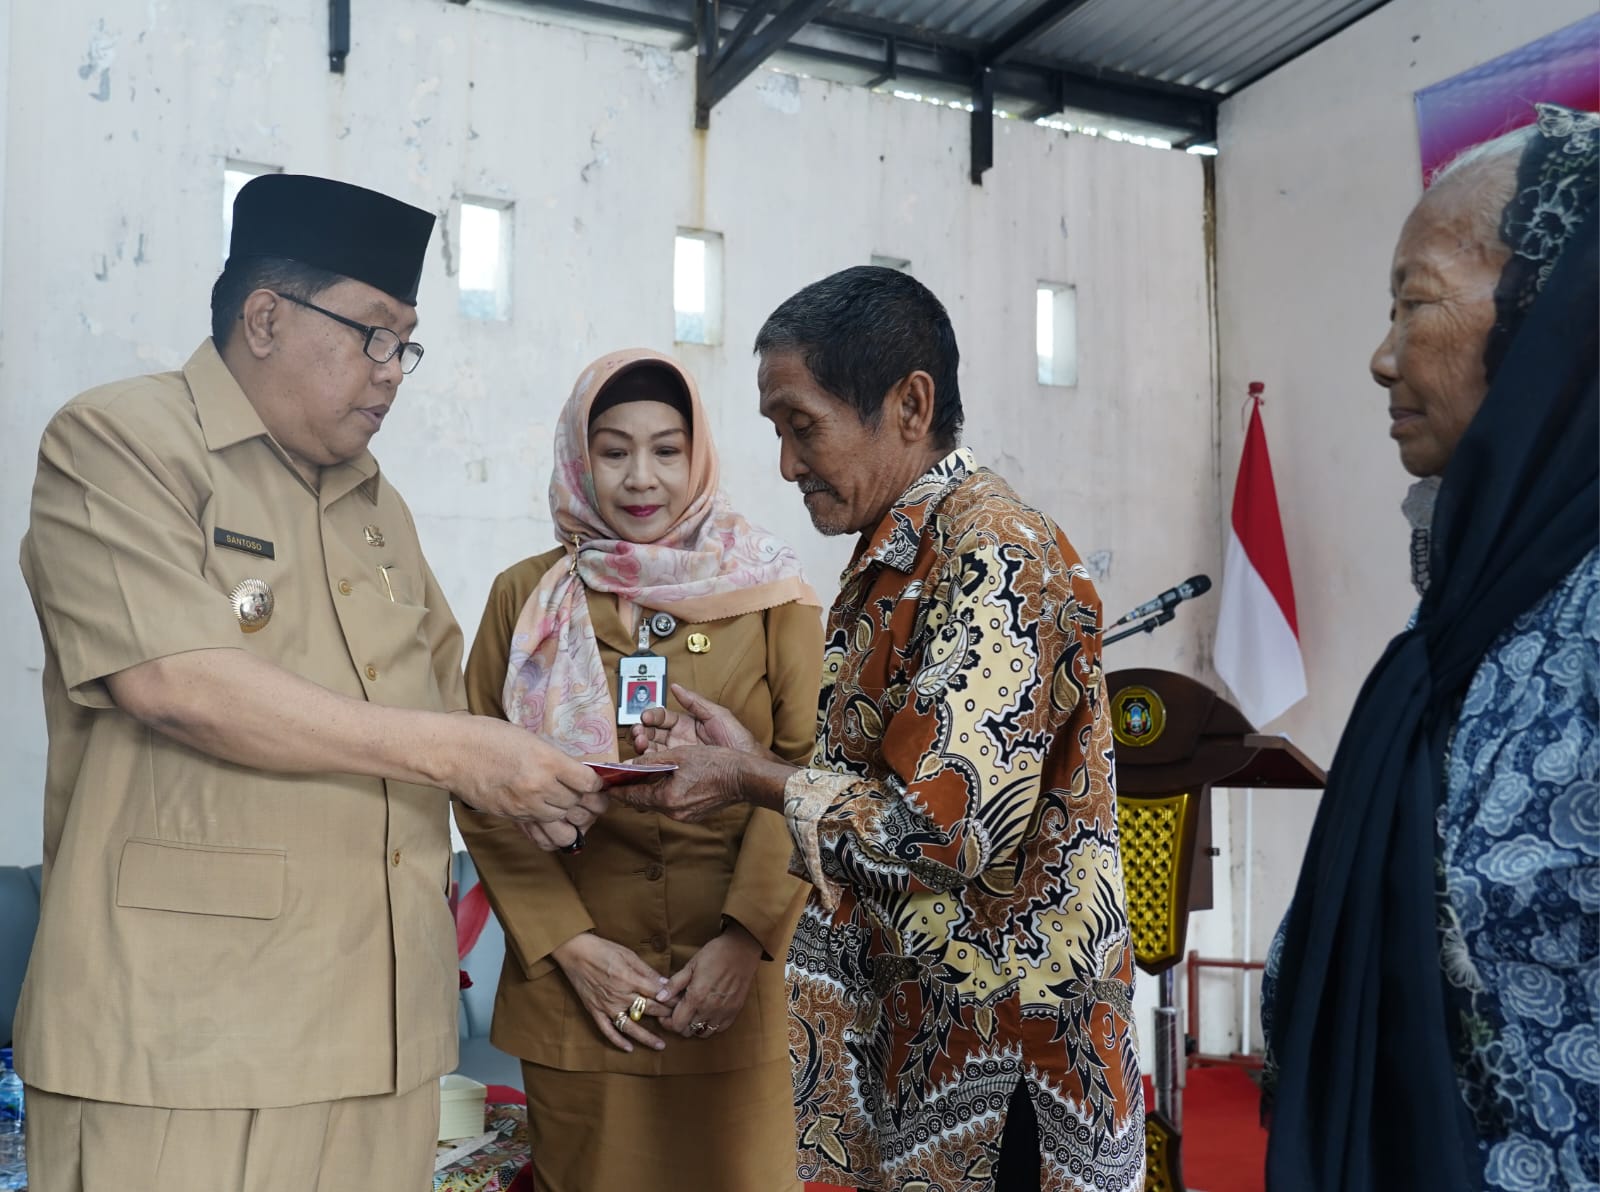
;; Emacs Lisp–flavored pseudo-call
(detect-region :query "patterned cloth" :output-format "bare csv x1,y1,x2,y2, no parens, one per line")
1262,102,1599,1189
782,448,1144,1192
434,1103,529,1192
1263,547,1600,1189
1437,546,1599,1191
502,348,815,760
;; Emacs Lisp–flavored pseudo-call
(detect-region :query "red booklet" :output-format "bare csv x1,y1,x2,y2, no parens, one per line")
585,761,677,787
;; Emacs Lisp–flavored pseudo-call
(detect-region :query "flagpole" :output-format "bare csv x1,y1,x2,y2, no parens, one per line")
1241,788,1253,1056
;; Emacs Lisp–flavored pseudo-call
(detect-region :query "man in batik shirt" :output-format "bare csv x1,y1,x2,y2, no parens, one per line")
620,266,1143,1192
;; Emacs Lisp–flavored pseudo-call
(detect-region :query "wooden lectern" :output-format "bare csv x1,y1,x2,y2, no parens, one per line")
1107,669,1325,1192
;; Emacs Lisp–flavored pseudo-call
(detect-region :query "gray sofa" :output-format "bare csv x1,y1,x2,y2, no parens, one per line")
1,858,519,1090
0,865,42,1048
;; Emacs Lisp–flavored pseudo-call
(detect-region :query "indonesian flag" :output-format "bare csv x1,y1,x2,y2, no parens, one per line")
1214,386,1306,727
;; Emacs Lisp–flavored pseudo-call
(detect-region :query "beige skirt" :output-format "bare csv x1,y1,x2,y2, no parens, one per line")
521,1057,801,1192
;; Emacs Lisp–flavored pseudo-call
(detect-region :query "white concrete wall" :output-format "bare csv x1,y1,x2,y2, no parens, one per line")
1,0,1220,1064
1213,0,1595,1054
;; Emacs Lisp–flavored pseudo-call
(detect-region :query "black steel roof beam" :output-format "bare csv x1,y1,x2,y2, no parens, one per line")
694,0,717,127
862,36,897,90
703,0,835,111
981,0,1094,67
970,68,995,184
494,0,1214,139
715,0,780,72
780,30,1214,137
329,0,350,72
1018,74,1066,122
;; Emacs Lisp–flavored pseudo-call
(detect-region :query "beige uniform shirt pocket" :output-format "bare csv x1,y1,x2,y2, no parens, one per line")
115,838,286,920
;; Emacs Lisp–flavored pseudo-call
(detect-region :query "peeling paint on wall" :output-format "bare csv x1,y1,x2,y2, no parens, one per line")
755,72,800,115
79,19,118,102
438,208,457,277
580,132,609,183
624,45,680,85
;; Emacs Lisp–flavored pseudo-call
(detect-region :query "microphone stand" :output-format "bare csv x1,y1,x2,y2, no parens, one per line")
1103,608,1175,645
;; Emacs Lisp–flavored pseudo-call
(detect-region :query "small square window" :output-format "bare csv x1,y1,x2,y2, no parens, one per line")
459,199,512,321
1036,283,1078,387
870,254,912,273
223,161,281,264
674,230,723,346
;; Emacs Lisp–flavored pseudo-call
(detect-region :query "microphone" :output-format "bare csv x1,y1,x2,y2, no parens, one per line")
1111,575,1212,627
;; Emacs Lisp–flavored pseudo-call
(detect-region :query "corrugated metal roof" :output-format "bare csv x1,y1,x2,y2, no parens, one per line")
827,0,1390,94
1031,0,1390,93
516,0,1396,150
845,0,1026,43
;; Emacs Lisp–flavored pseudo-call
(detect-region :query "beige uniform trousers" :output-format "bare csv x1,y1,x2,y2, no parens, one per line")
24,1079,440,1192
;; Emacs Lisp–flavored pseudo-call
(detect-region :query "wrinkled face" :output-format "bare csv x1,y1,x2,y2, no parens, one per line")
757,349,917,537
588,400,692,543
1370,181,1512,477
266,278,417,471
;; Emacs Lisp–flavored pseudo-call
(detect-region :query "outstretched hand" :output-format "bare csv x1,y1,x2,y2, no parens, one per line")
610,745,741,822
632,684,759,756
449,717,608,850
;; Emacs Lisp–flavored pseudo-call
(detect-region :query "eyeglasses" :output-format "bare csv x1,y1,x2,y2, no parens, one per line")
274,292,425,374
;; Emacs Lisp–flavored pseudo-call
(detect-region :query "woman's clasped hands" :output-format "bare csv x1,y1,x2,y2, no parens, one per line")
552,920,762,1053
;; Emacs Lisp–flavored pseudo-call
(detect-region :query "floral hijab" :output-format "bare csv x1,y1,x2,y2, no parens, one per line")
502,349,818,760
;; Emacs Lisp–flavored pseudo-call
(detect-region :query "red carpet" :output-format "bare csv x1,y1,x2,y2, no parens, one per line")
801,1066,1268,1192
1150,1065,1268,1192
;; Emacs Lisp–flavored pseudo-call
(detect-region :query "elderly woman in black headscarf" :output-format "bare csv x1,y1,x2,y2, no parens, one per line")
1263,104,1599,1192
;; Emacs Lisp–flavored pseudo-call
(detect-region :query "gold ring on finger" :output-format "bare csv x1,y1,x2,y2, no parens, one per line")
613,1011,630,1031
628,995,649,1023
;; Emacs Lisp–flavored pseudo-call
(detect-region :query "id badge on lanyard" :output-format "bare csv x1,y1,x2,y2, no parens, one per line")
617,618,671,726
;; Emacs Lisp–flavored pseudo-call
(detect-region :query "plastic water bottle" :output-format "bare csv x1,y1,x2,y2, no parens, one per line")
0,1046,25,1191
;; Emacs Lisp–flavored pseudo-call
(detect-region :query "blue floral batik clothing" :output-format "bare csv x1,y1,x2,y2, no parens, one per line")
1438,545,1599,1191
1262,547,1599,1189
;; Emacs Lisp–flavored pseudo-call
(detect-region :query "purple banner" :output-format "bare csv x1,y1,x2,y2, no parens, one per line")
1415,13,1599,184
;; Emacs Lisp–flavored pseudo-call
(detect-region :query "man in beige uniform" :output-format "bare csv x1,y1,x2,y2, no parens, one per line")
14,174,606,1192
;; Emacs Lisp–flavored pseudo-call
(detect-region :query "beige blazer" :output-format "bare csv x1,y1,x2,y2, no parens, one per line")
14,341,468,1108
456,548,821,1074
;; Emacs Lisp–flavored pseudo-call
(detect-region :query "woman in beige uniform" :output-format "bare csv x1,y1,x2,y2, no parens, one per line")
456,348,822,1192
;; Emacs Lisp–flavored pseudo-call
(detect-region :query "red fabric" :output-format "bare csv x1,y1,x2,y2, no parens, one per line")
507,1165,535,1192
484,1084,526,1106
1230,396,1300,638
455,881,491,961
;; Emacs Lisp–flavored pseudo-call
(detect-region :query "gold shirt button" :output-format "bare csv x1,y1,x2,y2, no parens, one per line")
366,665,379,681
391,849,402,867
338,579,352,596
686,632,711,654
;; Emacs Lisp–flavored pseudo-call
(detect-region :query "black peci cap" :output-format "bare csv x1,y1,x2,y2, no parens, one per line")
227,174,435,306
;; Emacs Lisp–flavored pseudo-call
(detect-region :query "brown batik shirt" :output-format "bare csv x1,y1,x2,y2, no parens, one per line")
782,448,1144,1192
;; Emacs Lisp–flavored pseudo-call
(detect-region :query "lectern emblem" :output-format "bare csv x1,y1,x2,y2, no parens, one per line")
1112,686,1166,747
